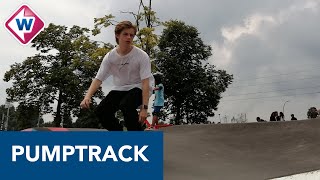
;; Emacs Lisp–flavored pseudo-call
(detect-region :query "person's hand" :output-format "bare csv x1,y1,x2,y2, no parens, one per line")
80,98,91,109
139,109,148,123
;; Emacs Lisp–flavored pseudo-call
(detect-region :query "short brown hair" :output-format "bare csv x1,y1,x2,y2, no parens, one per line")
115,21,137,44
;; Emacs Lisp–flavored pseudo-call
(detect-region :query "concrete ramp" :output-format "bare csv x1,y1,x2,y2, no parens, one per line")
21,127,108,131
163,119,320,180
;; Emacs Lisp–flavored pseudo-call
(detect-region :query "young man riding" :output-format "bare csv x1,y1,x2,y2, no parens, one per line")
80,21,154,131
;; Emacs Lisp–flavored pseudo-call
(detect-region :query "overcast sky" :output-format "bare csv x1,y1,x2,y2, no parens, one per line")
1,0,320,123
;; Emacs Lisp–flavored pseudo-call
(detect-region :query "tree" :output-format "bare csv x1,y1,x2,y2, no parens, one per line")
14,103,41,130
73,108,101,128
3,23,113,127
307,107,318,119
156,20,233,124
132,0,161,59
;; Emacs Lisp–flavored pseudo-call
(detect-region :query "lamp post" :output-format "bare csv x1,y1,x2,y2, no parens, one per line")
4,101,11,131
283,100,290,120
1,113,4,130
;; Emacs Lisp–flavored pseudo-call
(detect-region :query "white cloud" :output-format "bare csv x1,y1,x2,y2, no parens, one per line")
209,0,320,122
222,15,275,43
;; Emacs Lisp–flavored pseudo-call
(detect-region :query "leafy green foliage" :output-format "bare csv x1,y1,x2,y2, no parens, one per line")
156,20,233,124
3,23,113,127
307,107,318,119
3,2,234,128
15,103,40,130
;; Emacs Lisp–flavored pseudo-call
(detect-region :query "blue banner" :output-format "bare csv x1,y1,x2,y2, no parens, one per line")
0,131,163,180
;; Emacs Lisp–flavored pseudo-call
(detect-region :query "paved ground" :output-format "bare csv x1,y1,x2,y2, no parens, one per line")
162,119,320,180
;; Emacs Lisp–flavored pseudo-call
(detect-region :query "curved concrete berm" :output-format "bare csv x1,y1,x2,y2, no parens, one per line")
21,127,108,131
162,119,320,180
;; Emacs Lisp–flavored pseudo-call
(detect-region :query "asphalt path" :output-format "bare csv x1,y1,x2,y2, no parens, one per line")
163,119,320,180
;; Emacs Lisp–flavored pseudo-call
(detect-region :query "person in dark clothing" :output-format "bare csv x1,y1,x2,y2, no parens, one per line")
279,112,284,121
270,112,277,121
291,114,297,120
256,117,266,122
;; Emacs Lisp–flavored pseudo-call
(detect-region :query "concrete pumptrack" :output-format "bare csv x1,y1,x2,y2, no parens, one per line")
23,119,320,180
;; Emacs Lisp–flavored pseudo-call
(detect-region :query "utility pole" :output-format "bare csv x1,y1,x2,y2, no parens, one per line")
148,0,151,27
145,0,152,56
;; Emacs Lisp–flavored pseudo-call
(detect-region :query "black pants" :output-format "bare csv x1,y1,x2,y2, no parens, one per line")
95,88,143,131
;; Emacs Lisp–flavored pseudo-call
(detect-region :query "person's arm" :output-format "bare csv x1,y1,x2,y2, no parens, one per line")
80,79,102,109
80,52,110,109
139,78,150,122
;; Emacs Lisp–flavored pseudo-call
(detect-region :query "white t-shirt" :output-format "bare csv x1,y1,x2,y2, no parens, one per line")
95,46,154,94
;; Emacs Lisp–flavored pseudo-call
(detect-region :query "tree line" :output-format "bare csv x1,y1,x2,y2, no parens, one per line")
3,0,233,130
